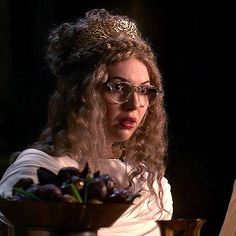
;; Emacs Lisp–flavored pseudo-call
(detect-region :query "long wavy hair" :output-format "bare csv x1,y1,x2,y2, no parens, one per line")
32,9,168,209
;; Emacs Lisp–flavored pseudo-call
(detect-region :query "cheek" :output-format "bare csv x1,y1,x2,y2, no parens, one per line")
103,98,119,123
106,105,120,123
139,109,148,124
106,106,113,121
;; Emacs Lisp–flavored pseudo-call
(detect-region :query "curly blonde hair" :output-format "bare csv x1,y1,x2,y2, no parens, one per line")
33,9,168,208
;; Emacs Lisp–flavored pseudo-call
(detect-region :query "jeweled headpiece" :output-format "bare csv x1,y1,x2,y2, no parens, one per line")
47,9,152,78
76,9,141,49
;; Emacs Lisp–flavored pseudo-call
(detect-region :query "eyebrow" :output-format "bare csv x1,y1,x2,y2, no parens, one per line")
108,76,150,85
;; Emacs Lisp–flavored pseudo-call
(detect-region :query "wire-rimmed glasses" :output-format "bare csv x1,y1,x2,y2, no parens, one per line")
104,81,161,107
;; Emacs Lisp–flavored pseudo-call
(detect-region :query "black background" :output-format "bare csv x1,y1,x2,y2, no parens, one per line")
0,1,235,235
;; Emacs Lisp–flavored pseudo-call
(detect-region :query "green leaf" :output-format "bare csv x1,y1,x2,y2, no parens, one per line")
13,187,41,201
70,184,83,203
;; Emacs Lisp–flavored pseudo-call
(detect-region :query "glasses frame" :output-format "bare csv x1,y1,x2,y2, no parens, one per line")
104,81,162,107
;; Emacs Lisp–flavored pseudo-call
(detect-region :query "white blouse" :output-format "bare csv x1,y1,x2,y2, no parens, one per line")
0,149,173,236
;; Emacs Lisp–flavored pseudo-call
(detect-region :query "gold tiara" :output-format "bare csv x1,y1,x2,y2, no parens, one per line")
76,9,141,49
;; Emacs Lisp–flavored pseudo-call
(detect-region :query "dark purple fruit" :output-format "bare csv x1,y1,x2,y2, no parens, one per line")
57,167,81,185
99,174,115,194
71,176,85,191
25,184,40,194
61,194,77,203
87,178,107,201
37,167,58,185
12,190,28,200
35,184,62,201
12,178,34,199
7,195,22,202
9,165,139,205
13,178,34,190
13,184,39,200
93,170,100,178
88,199,103,204
79,162,92,179
105,189,132,204
61,177,85,195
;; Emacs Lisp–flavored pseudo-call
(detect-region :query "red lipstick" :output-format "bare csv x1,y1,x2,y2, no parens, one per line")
119,117,137,129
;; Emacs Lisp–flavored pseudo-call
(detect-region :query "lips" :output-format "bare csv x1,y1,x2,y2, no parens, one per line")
119,117,137,129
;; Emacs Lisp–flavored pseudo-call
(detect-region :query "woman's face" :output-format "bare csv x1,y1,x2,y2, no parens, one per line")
103,58,150,143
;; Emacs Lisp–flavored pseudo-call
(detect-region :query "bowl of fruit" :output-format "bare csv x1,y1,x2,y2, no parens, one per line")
0,164,139,233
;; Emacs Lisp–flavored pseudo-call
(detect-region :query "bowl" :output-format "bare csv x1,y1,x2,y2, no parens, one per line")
0,199,130,232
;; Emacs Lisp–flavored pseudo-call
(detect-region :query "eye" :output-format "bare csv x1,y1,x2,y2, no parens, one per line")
138,86,149,95
111,82,132,94
113,82,125,92
148,87,159,95
106,82,124,93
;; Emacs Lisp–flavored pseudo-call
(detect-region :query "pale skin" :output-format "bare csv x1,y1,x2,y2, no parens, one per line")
103,58,150,144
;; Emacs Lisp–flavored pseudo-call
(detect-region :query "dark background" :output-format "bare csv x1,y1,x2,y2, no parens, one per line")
0,1,235,235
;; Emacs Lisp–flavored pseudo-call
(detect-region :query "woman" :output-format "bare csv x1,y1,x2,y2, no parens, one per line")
0,9,173,235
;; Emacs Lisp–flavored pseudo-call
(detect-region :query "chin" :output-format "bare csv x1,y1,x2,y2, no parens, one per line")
110,130,134,143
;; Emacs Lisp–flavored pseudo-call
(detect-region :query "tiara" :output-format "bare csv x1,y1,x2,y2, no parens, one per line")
76,9,141,49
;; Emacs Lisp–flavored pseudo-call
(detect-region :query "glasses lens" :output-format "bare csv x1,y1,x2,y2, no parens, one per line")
146,86,159,106
106,82,132,103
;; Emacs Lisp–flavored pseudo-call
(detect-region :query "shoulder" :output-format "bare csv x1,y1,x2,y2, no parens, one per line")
4,148,79,181
154,176,172,204
161,176,172,192
14,148,78,169
0,148,78,196
11,148,59,171
16,148,51,160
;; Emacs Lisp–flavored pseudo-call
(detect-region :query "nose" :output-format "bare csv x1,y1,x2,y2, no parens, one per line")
123,92,141,110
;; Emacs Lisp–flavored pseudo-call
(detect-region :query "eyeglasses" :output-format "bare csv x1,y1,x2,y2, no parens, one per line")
104,81,161,107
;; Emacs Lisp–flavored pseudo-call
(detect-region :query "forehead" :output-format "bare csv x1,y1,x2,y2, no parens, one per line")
107,59,150,85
